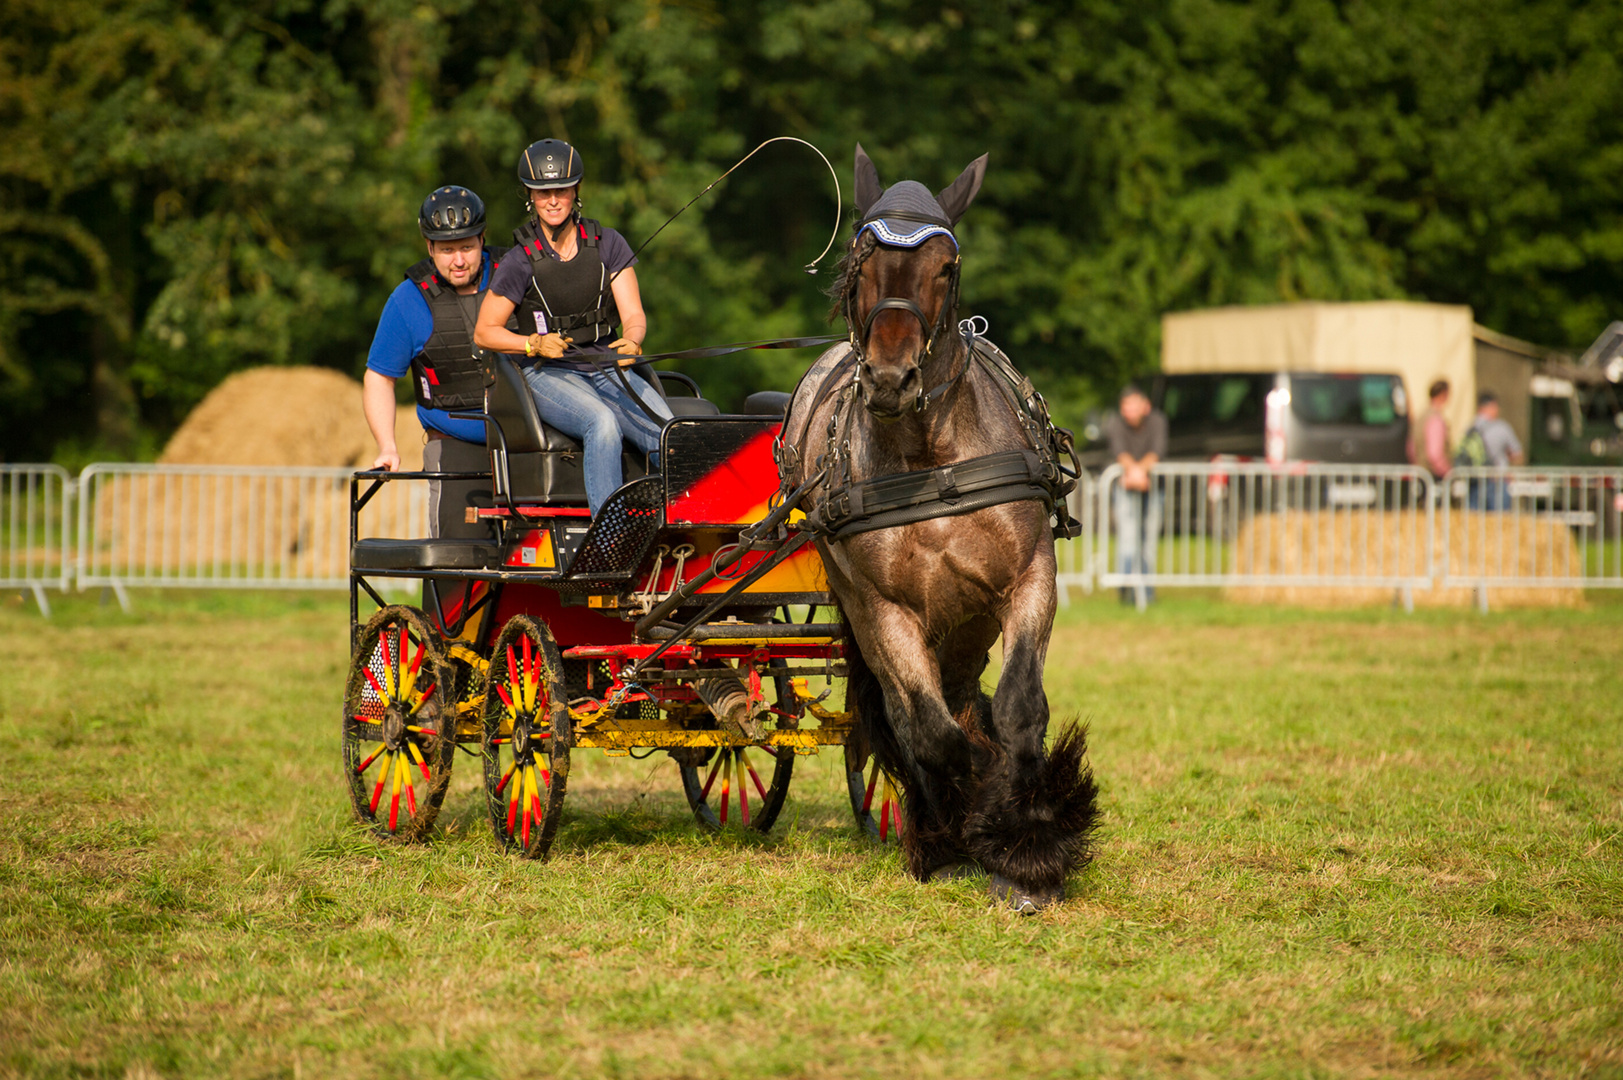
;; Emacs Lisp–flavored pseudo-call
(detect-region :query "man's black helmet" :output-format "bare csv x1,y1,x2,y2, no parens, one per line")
419,186,486,241
518,139,583,190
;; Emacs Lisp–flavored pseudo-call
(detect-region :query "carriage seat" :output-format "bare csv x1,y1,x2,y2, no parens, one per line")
484,355,647,503
743,390,792,417
351,537,503,571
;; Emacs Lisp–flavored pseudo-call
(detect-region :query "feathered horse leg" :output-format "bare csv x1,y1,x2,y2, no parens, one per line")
963,563,1101,911
841,614,978,880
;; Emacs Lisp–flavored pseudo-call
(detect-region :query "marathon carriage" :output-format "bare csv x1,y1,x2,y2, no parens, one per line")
341,351,901,857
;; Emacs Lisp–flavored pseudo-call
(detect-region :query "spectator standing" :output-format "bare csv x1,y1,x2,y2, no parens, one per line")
1459,390,1524,510
1105,385,1168,607
1419,379,1452,479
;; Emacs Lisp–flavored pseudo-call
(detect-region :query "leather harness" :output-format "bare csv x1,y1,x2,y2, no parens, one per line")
779,333,1084,541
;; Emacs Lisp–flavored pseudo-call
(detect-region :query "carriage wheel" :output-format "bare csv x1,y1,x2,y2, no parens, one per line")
844,743,903,844
679,745,794,834
481,615,570,859
343,606,455,842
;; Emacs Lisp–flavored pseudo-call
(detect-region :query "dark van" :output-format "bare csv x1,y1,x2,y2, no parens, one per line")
1151,371,1410,464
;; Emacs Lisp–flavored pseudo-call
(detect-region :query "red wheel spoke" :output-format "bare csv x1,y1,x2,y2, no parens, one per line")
719,761,732,826
380,629,395,696
701,753,725,800
364,666,387,704
506,782,520,837
405,775,417,817
737,752,751,827
407,742,431,781
495,683,514,710
354,745,385,775
411,682,436,710
369,752,390,813
409,634,425,676
520,768,533,848
879,797,891,841
495,765,516,796
388,778,402,832
862,760,880,813
521,633,534,688
531,793,544,831
743,752,769,800
506,644,520,699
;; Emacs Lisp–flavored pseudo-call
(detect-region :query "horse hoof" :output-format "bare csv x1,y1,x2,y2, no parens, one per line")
989,874,1061,914
927,861,983,882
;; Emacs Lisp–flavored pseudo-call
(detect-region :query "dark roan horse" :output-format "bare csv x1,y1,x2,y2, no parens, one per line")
780,146,1101,912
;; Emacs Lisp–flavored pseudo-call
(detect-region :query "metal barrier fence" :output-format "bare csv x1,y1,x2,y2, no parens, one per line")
1,464,72,616
1441,466,1623,610
1096,462,1436,610
3,461,1621,614
1054,470,1096,604
76,464,426,610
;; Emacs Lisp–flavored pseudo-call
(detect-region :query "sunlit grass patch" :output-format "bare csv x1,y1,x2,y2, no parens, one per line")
0,589,1618,1078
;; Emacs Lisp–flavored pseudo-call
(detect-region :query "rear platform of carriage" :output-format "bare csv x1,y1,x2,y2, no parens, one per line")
341,351,901,857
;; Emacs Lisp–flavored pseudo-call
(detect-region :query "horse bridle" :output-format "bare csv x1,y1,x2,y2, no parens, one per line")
843,214,969,413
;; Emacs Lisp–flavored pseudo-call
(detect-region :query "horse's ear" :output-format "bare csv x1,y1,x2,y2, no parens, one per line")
854,144,883,219
936,153,988,225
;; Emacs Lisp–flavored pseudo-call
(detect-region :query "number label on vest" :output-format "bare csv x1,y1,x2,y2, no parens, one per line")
533,311,549,335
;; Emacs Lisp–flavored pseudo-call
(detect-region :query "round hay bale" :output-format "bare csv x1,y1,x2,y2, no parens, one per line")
159,366,425,470
1222,509,1584,608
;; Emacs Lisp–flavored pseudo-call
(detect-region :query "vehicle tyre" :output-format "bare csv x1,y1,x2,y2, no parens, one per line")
343,605,456,842
481,615,570,859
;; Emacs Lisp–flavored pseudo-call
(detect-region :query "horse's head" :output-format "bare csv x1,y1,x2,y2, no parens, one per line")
839,145,987,420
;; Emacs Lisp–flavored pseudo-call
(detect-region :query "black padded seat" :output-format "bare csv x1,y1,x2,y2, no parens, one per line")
743,390,792,417
664,397,723,417
352,538,504,571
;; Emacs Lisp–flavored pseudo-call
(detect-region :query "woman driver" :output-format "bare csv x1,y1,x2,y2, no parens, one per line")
474,139,672,516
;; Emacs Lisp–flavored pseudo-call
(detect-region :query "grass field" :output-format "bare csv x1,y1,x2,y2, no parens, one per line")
1,589,1619,1078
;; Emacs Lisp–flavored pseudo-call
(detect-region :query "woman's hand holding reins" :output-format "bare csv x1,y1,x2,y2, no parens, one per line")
528,332,573,360
608,337,643,366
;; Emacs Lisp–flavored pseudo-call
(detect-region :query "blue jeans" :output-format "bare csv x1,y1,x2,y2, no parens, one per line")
1467,477,1511,512
1114,486,1162,604
522,363,673,515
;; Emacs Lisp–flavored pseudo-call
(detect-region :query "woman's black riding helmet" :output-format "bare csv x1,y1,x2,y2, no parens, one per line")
517,139,583,191
418,186,486,241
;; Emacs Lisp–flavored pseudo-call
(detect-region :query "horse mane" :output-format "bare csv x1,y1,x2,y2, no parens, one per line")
824,230,878,325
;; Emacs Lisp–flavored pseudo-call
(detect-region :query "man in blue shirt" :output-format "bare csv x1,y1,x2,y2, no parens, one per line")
365,186,502,537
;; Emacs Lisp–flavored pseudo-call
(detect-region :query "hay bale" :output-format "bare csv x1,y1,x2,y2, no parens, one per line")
1223,510,1584,608
83,368,432,580
160,366,424,470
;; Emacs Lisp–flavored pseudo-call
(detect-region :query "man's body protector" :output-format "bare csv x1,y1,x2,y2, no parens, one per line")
510,218,620,346
406,248,507,411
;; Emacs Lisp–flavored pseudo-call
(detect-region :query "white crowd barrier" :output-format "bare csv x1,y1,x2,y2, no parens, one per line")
1096,462,1436,610
1054,471,1096,604
76,464,426,611
1440,466,1623,610
1,464,72,616
3,461,1620,615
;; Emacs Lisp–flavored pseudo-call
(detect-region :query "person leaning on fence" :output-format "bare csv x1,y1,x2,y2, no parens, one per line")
363,185,504,539
1106,385,1167,605
472,139,672,516
1457,390,1524,511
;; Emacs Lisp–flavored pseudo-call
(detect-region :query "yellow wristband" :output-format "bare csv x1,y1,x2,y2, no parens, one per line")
525,336,535,357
